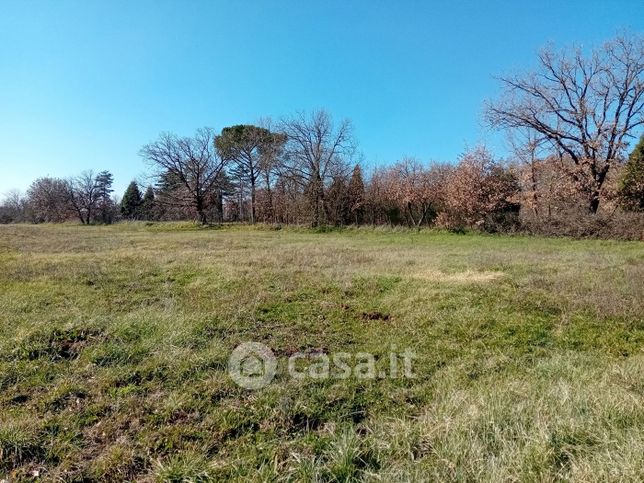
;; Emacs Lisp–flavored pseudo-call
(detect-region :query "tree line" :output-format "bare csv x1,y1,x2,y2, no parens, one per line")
1,34,642,238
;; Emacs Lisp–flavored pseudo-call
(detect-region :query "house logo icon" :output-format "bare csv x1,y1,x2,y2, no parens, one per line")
228,342,277,390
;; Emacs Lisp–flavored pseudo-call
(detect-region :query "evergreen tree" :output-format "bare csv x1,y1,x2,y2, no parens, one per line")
327,176,350,225
618,136,644,211
121,181,142,219
140,186,156,220
215,125,286,223
95,171,115,223
347,164,366,224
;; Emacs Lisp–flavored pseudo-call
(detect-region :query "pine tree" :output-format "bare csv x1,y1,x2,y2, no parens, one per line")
95,171,115,223
326,176,350,225
347,164,366,224
618,136,644,211
140,186,156,220
121,181,142,219
215,125,285,224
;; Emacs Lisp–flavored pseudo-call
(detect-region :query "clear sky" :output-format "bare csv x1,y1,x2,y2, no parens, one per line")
1,0,642,197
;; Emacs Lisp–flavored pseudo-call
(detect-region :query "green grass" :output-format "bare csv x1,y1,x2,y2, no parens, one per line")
0,223,642,481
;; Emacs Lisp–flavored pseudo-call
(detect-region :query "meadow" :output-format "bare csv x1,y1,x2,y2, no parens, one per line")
0,223,642,482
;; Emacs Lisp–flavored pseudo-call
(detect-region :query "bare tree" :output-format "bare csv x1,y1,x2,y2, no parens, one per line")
487,34,644,212
507,129,546,218
0,190,27,223
279,110,355,226
140,128,228,224
383,158,438,227
26,177,72,223
68,170,101,224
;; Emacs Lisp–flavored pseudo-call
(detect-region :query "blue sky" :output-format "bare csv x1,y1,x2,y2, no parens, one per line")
1,0,642,197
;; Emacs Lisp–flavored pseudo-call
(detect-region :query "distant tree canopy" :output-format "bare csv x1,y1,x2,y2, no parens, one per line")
1,35,642,238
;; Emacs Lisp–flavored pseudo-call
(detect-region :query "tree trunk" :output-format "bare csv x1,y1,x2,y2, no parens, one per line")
250,179,256,224
196,198,207,225
407,202,419,227
217,191,224,223
589,191,600,214
198,210,207,225
263,173,274,223
310,176,326,227
238,176,244,222
530,163,539,217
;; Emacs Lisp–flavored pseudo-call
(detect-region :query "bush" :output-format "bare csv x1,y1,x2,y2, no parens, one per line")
520,209,644,240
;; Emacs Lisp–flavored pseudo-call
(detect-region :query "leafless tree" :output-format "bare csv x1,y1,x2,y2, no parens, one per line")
507,129,547,218
487,34,644,212
68,170,101,224
384,158,438,227
279,110,356,226
140,128,228,224
0,190,27,223
25,177,72,223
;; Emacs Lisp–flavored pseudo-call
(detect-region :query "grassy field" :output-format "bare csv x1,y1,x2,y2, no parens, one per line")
0,223,642,482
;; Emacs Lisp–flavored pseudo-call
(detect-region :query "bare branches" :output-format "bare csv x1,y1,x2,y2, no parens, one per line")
487,34,644,212
140,128,228,224
22,178,71,223
67,170,101,224
279,110,356,226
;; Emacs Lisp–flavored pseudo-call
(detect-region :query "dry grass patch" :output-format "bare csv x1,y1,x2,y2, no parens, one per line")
410,269,504,284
